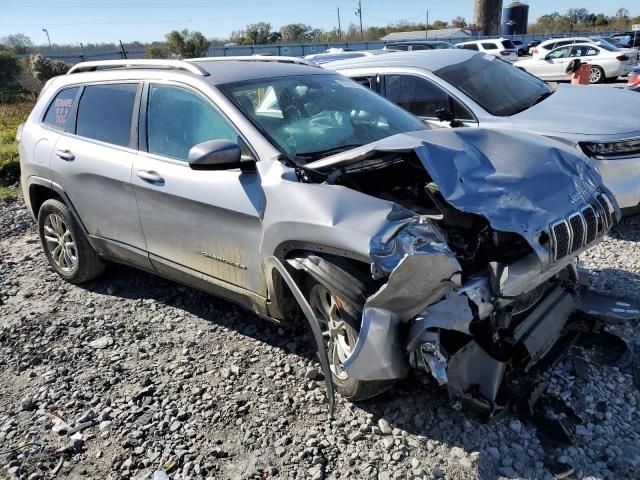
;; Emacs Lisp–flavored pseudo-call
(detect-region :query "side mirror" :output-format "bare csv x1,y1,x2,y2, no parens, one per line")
187,140,254,171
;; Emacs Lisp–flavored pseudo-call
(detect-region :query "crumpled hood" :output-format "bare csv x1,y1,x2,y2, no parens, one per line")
511,84,640,136
307,128,613,258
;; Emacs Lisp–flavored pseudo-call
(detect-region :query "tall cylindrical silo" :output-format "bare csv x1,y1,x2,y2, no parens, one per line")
502,2,529,35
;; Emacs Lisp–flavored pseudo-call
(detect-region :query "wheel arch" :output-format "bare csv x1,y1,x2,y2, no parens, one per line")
26,177,97,251
265,243,373,322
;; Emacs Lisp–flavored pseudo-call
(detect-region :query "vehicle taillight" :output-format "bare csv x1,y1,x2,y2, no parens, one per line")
500,50,511,56
616,55,629,61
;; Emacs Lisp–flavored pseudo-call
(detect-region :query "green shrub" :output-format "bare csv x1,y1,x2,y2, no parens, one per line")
0,44,20,87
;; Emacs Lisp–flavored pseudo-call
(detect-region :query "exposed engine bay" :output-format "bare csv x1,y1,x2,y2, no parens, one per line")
289,130,628,416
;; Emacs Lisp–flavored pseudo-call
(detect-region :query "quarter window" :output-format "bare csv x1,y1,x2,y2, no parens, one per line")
76,84,138,147
481,42,498,50
147,84,237,161
43,87,80,131
385,75,473,121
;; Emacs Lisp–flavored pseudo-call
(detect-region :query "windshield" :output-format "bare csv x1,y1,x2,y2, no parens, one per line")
434,53,552,116
219,74,426,162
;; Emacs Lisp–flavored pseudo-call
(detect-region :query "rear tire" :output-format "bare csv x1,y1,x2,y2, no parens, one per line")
302,258,394,401
37,199,105,284
589,65,605,84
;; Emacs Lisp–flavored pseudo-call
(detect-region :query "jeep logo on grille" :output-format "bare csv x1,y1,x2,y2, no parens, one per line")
568,191,583,204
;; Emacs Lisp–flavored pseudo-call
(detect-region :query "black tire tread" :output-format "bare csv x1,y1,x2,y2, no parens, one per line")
37,199,105,284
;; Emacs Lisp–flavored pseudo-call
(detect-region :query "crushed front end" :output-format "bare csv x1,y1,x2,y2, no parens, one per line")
306,128,620,414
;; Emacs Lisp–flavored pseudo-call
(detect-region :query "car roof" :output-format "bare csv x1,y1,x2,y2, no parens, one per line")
63,58,331,86
323,49,477,72
188,59,330,84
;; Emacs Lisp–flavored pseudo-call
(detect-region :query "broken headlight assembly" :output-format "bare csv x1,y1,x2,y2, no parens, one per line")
580,138,640,159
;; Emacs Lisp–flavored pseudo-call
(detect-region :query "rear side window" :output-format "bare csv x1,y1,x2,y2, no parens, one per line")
482,43,498,50
76,84,138,147
501,40,515,49
542,42,556,51
460,43,479,51
388,44,409,51
43,87,80,131
411,45,431,51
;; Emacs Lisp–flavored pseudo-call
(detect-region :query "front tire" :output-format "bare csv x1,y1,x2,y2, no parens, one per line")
303,260,394,401
589,65,605,84
38,199,105,284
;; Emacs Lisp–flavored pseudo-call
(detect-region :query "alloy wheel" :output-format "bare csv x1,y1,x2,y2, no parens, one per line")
589,67,602,84
43,213,77,272
309,284,358,380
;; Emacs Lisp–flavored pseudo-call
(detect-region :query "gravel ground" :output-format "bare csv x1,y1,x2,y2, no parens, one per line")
1,196,639,480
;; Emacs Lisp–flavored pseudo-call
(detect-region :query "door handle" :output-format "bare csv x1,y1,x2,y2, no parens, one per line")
55,149,75,161
136,170,165,185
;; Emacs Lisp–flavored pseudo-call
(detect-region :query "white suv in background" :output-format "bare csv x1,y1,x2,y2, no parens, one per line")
456,38,518,62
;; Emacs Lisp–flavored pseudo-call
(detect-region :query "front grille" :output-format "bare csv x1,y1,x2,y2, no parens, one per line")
552,221,570,259
568,214,585,253
582,206,598,244
549,195,613,262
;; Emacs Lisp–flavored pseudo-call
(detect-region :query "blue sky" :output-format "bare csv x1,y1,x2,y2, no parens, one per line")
0,0,636,45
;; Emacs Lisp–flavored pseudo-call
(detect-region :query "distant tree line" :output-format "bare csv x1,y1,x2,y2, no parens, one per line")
529,8,639,34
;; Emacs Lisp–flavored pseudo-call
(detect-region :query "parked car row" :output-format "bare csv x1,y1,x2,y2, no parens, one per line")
15,53,636,414
515,43,635,83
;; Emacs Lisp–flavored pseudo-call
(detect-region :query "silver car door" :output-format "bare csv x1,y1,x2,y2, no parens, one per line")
132,82,265,293
49,82,149,266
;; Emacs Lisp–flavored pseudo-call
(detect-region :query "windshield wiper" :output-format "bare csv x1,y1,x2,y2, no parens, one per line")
295,144,364,160
510,90,554,115
529,90,554,107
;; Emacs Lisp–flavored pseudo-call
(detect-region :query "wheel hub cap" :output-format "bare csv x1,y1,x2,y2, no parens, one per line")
309,284,358,380
43,213,77,272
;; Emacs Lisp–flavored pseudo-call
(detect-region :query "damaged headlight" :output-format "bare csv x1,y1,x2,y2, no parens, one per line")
580,138,640,158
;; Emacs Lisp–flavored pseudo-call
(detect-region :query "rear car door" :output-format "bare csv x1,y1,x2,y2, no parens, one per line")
132,81,264,293
49,82,149,266
382,74,476,128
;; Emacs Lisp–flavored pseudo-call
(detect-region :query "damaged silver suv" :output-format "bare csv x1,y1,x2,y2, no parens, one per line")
19,58,619,412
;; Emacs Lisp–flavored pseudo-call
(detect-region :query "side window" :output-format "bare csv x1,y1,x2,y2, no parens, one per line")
385,75,473,121
43,87,80,131
389,44,409,51
460,43,479,51
547,47,570,59
147,84,237,161
76,84,137,147
570,46,592,57
587,47,599,56
481,42,498,50
411,45,431,51
352,76,376,90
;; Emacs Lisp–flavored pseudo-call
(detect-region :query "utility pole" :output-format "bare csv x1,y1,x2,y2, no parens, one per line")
355,1,363,41
42,28,51,47
337,7,342,40
426,10,429,38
